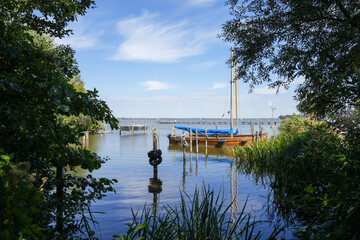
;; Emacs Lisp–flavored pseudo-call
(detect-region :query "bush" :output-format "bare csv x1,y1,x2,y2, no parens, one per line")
232,116,360,239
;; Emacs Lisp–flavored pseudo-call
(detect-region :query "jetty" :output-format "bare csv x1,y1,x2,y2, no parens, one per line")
119,119,148,135
157,119,283,125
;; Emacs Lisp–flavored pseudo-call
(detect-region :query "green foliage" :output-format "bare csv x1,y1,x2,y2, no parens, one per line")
0,149,46,239
232,117,360,239
58,75,106,134
277,114,319,134
115,185,283,240
57,114,105,134
220,0,360,118
0,0,119,238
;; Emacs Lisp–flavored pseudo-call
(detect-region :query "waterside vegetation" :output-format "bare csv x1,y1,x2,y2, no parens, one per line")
115,185,284,240
231,115,360,239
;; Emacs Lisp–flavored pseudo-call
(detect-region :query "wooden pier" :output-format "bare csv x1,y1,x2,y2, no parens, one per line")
157,119,283,125
119,119,148,135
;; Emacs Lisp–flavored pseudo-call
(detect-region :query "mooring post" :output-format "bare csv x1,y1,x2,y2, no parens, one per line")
152,128,158,179
259,121,263,140
195,129,199,153
119,119,122,135
205,128,208,149
172,124,176,136
144,119,147,134
132,119,135,136
182,130,186,160
189,129,193,152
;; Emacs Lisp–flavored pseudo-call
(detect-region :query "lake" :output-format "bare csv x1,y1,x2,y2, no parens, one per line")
84,118,296,239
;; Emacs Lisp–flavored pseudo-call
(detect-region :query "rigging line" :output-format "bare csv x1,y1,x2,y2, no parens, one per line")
222,82,229,118
249,93,259,118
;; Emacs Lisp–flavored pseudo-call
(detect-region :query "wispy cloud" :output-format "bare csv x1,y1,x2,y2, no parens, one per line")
54,20,102,49
210,82,227,89
188,0,218,7
112,11,213,62
140,81,174,91
253,86,288,95
192,61,218,71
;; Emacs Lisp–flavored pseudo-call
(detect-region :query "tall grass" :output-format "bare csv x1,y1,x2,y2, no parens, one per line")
114,185,283,240
231,117,360,239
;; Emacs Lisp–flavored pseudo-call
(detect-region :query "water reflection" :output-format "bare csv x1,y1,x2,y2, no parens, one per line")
233,157,299,233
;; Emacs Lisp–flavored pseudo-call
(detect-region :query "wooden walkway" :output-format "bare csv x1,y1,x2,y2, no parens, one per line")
156,120,283,125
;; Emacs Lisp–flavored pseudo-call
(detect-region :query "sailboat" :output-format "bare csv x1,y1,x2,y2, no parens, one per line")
167,47,267,148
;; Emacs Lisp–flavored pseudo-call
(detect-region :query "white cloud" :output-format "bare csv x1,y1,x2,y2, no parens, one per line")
211,82,227,89
253,86,288,95
140,81,173,91
192,61,218,70
54,20,102,49
188,0,218,7
112,11,213,62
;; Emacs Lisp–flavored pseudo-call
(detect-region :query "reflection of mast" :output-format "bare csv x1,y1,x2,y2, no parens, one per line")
230,164,235,223
182,154,186,190
234,169,239,220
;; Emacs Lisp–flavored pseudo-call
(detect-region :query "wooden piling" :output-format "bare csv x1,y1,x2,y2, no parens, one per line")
172,124,176,136
205,128,208,149
119,119,122,135
195,130,198,153
152,128,158,179
182,130,186,160
144,120,147,134
132,119,135,135
189,129,193,152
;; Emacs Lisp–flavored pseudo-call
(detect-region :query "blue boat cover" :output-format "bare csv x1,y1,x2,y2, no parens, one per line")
174,125,239,136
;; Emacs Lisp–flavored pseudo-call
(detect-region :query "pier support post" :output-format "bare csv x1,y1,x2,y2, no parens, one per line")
132,119,135,136
189,129,193,152
119,119,122,135
144,120,147,134
195,130,198,153
205,128,208,150
182,130,186,160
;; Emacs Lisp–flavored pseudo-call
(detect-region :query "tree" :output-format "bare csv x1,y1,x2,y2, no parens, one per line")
60,74,106,133
220,0,360,118
0,1,118,238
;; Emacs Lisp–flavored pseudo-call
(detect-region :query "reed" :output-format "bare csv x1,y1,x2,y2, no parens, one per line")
114,185,283,240
232,117,360,239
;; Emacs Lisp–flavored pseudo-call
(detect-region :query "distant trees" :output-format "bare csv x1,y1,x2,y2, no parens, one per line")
220,0,360,118
59,74,106,134
0,0,118,238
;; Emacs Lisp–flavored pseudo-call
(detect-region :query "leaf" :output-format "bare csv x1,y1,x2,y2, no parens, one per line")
304,186,315,194
134,223,147,231
60,105,70,113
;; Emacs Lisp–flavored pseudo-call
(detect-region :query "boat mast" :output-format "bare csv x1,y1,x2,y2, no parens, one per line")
235,60,239,131
230,47,234,130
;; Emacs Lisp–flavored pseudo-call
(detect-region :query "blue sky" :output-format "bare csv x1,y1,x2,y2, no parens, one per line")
55,0,301,119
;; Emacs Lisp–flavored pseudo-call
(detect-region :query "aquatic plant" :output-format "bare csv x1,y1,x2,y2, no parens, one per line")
114,185,283,240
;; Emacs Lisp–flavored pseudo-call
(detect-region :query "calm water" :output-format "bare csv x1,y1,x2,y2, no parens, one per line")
84,119,295,239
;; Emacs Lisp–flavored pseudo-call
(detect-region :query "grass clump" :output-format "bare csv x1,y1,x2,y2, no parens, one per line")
231,116,360,239
114,185,283,240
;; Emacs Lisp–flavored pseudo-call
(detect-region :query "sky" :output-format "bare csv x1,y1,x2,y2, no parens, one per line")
55,0,301,119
